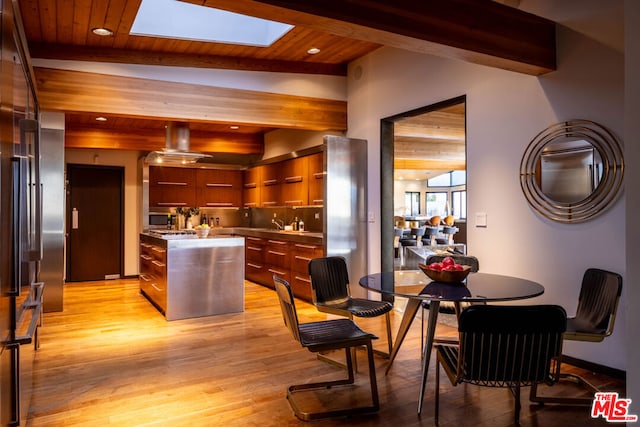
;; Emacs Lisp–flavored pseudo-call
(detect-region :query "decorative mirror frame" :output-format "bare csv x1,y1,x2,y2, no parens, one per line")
520,119,624,223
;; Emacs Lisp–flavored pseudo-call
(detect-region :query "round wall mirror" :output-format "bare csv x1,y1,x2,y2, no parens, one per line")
520,120,624,223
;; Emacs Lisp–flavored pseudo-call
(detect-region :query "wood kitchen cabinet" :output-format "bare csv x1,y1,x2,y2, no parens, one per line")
149,166,196,208
196,169,243,208
243,166,262,208
264,238,291,285
281,156,308,206
139,241,167,312
244,236,270,285
290,242,324,301
260,163,281,207
307,152,324,206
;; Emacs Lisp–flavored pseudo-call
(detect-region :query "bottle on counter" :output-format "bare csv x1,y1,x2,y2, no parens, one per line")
298,218,304,231
167,214,172,230
292,217,299,231
201,213,207,225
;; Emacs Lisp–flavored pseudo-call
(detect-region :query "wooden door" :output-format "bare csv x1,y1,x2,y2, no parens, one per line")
67,164,123,281
307,152,325,205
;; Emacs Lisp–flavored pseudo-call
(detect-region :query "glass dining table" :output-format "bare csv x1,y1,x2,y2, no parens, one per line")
359,270,545,414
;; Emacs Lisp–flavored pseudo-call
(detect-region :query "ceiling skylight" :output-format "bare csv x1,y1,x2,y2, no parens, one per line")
131,0,294,47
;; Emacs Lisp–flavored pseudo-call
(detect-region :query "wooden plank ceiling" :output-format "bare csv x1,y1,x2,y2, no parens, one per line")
18,0,555,157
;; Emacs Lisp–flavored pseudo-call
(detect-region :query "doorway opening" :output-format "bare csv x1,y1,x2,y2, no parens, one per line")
380,96,467,273
66,164,124,281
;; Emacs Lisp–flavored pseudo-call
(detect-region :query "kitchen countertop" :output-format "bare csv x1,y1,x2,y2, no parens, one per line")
140,233,244,248
208,227,323,244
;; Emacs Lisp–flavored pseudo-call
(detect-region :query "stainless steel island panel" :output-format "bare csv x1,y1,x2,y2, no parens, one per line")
166,242,244,320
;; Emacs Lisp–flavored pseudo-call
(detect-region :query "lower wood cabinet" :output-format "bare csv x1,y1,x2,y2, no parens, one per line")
139,241,167,312
239,231,323,301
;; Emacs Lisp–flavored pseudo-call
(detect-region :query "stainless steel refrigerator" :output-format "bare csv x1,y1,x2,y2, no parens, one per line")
1,0,44,424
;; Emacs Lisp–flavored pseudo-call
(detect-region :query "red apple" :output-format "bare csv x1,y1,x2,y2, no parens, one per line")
429,262,443,271
441,257,455,268
454,264,464,271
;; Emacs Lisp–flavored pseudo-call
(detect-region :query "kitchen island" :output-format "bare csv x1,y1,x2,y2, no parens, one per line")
139,233,245,320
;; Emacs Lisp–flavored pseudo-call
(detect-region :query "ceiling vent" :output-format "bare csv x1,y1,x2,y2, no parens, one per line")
145,122,212,165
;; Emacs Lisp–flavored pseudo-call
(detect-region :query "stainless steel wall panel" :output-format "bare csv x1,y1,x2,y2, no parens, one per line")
39,126,65,312
324,136,368,298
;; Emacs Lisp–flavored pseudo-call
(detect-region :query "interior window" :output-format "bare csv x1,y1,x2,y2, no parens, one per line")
426,192,448,217
404,192,420,216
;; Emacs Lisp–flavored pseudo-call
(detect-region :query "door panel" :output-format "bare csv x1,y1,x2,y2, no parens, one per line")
67,165,123,281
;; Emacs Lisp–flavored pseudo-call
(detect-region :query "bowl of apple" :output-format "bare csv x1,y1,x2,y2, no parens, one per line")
418,256,471,284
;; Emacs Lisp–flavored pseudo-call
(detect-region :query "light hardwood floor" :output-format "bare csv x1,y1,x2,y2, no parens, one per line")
26,278,624,426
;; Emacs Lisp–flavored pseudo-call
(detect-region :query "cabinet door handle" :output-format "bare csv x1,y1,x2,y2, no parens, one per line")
284,175,302,183
157,181,187,186
263,179,278,186
267,240,287,245
244,182,257,188
206,183,233,187
268,268,286,275
294,276,311,283
140,255,153,261
294,244,317,249
246,237,262,242
313,172,326,179
244,203,257,207
294,256,312,262
206,202,233,206
247,263,263,269
156,202,186,206
268,250,286,256
152,260,166,267
247,246,262,252
151,283,163,292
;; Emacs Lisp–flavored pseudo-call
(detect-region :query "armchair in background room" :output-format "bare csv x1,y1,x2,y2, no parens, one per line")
530,268,623,405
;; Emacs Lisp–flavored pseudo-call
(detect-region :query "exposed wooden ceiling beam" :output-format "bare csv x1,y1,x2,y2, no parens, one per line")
395,158,465,171
29,43,347,76
185,0,556,75
34,67,347,131
65,126,264,154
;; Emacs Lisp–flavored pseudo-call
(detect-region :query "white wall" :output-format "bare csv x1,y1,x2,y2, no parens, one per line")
65,149,144,277
348,1,627,370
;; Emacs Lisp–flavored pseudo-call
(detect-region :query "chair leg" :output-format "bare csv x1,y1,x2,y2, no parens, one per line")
529,357,599,405
435,357,441,423
287,344,379,421
514,384,521,425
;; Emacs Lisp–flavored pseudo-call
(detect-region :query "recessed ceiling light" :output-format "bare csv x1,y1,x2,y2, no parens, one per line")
229,125,240,130
307,47,321,55
95,116,108,122
92,27,114,37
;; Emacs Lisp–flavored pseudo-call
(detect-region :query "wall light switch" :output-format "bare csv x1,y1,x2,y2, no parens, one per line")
475,212,487,228
314,212,320,219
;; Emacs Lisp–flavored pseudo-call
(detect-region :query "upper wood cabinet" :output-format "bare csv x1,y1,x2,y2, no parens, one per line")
260,163,281,207
243,166,262,208
281,156,309,206
196,169,243,208
149,166,196,208
307,152,324,206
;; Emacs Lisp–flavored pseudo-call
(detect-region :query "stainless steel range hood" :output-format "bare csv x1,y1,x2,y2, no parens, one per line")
145,122,212,165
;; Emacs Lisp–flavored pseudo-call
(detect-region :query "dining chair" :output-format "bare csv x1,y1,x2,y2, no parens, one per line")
308,256,393,366
272,275,380,420
393,227,405,266
530,268,623,405
435,304,567,425
421,254,480,348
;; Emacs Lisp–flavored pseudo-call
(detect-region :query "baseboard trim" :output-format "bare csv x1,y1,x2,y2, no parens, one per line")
562,355,625,380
